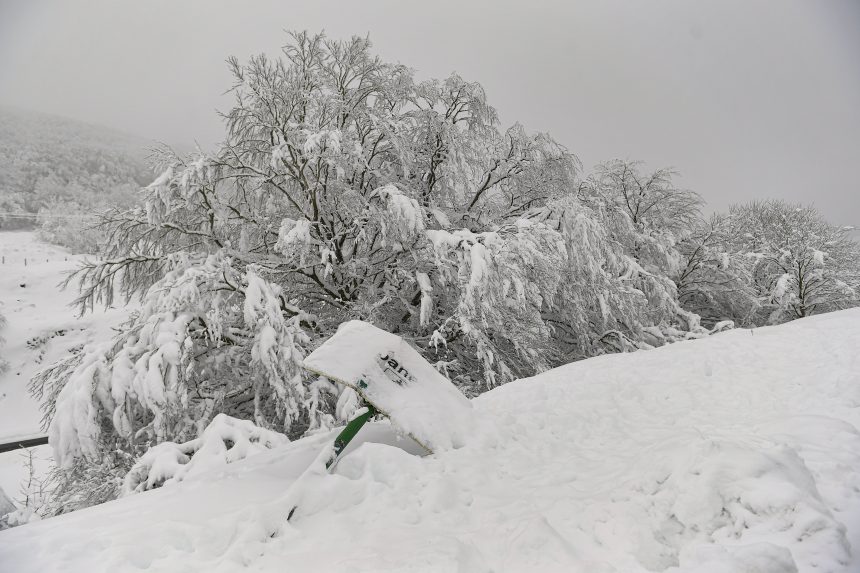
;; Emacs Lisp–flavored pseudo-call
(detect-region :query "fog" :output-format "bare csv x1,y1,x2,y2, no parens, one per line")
1,0,858,224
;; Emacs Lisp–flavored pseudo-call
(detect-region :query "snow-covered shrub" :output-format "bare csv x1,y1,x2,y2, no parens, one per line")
675,202,860,327
715,202,860,325
422,221,567,387
422,189,710,387
38,448,131,518
46,253,308,471
123,413,289,494
0,448,54,526
729,201,860,323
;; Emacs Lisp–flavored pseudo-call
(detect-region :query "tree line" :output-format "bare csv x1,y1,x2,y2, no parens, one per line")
0,106,152,252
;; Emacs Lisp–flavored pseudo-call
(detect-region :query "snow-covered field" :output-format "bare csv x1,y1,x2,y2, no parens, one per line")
0,232,128,503
1,300,859,571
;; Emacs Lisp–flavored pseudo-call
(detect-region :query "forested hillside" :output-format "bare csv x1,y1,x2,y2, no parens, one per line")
0,106,153,251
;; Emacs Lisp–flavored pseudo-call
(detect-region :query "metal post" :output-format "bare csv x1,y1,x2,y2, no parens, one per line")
325,404,376,469
286,403,379,521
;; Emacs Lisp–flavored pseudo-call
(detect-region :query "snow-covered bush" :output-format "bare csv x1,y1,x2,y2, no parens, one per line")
0,448,53,526
716,202,859,325
728,201,860,323
39,447,135,517
675,202,860,327
423,189,710,387
47,253,308,470
550,161,709,354
122,413,289,494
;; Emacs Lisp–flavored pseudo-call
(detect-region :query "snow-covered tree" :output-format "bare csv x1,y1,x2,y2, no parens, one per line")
46,253,309,459
675,214,759,328
33,32,577,503
723,201,860,323
580,161,702,309
35,32,718,513
557,162,709,343
587,160,702,239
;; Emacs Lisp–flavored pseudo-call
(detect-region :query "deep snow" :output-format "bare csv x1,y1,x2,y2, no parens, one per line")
0,232,128,503
2,303,860,571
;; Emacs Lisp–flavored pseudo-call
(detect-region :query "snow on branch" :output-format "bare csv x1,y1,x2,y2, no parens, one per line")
46,253,310,470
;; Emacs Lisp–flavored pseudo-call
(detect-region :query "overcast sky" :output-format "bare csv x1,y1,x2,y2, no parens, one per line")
1,0,858,225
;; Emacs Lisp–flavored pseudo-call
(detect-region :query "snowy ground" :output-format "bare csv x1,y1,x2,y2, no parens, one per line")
1,306,859,572
0,232,128,503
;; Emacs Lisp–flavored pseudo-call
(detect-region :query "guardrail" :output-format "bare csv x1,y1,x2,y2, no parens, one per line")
0,436,49,454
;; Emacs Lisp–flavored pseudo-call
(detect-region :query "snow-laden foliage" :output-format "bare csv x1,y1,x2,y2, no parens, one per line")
425,184,711,388
0,449,52,528
47,253,309,471
425,221,568,386
676,201,860,326
544,195,707,354
675,214,759,328
725,201,860,323
587,160,702,238
122,414,289,495
34,32,721,512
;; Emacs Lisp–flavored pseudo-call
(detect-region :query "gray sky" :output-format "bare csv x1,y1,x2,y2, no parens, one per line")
1,0,858,225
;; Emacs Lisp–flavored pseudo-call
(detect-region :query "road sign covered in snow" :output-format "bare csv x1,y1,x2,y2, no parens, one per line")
302,320,474,453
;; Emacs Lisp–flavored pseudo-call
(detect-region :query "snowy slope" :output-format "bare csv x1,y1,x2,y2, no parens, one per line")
0,232,129,500
2,309,860,572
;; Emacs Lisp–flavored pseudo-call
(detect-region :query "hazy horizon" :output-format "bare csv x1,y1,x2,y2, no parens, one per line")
1,0,858,225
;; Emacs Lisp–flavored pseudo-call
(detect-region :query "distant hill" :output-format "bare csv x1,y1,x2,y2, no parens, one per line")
0,106,157,234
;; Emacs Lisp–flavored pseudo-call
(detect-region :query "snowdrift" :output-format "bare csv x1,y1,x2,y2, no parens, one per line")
2,309,860,572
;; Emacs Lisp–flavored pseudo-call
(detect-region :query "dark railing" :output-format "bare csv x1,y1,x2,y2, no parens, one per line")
0,436,49,454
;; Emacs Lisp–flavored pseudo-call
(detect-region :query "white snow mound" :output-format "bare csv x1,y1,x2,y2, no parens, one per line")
2,309,860,572
122,414,291,495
